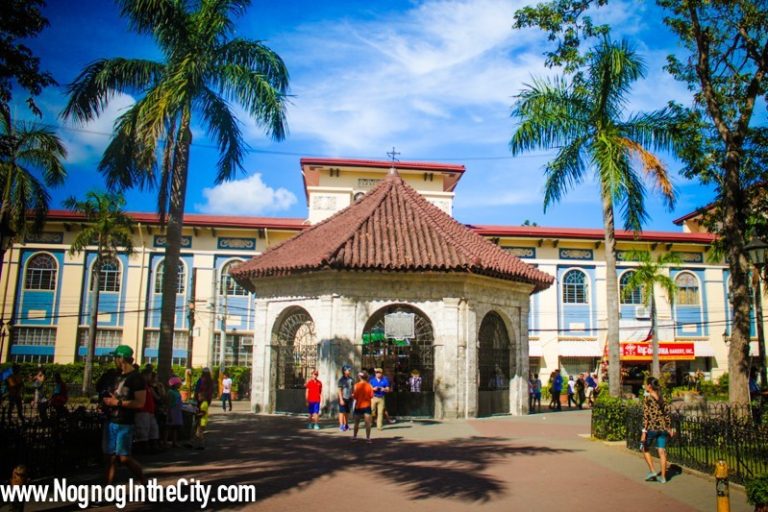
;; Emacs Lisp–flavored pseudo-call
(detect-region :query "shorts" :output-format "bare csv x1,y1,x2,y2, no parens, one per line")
644,430,669,450
106,422,134,456
339,398,353,413
307,402,320,415
534,391,541,400
354,407,372,416
134,411,159,442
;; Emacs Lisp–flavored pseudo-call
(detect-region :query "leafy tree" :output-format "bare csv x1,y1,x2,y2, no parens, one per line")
620,251,679,378
61,0,289,383
513,0,768,407
510,37,680,397
64,191,134,394
0,111,66,278
0,0,56,119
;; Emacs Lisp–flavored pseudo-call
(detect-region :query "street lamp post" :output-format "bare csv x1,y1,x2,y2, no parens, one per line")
745,237,768,388
0,319,7,363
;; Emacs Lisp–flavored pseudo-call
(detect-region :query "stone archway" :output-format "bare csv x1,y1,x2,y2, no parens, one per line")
361,304,435,417
271,306,317,413
477,311,512,416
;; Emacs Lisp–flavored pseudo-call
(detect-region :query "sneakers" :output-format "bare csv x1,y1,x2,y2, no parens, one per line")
366,438,372,444
388,419,397,424
645,472,657,481
657,476,667,484
313,423,320,430
307,423,314,430
339,425,346,432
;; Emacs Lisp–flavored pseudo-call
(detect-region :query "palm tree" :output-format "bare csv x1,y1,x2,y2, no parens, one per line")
0,110,67,279
61,0,289,383
510,37,682,397
620,251,679,379
65,191,134,394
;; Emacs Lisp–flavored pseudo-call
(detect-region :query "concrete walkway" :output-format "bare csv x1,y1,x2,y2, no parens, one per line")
17,401,754,511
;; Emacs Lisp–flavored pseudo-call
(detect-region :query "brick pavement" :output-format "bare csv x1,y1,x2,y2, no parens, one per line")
11,401,753,511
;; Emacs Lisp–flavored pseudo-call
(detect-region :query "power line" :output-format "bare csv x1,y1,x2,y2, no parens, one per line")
26,120,556,162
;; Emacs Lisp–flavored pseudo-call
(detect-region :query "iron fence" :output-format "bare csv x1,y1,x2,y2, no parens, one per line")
0,403,103,483
594,400,768,485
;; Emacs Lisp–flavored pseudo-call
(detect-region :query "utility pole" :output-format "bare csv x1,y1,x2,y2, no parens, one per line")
219,285,228,371
207,268,217,369
186,268,197,370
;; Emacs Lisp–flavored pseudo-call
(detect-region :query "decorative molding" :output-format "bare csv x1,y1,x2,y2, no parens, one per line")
311,195,337,210
559,248,594,260
673,252,704,264
616,250,639,261
217,237,256,250
502,246,536,259
24,232,63,244
357,178,381,189
154,236,192,248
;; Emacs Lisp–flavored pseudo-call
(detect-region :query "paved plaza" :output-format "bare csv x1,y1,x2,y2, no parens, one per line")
16,401,752,511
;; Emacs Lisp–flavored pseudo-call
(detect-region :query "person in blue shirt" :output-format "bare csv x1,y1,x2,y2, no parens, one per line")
551,368,563,411
368,368,390,431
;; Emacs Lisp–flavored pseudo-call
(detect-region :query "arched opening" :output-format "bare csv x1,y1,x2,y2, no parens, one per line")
477,311,512,416
271,306,317,413
361,304,434,417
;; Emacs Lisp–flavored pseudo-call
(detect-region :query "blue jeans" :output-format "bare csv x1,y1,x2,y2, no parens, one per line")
221,393,232,411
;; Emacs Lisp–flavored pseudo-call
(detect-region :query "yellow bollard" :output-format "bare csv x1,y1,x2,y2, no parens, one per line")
715,460,730,512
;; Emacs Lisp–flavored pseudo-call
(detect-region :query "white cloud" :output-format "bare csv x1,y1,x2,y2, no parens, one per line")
60,93,136,164
195,173,297,215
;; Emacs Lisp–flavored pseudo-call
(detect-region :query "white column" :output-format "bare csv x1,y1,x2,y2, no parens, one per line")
250,300,270,414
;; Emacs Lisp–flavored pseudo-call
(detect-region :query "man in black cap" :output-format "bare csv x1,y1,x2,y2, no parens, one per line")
337,365,354,432
102,345,146,484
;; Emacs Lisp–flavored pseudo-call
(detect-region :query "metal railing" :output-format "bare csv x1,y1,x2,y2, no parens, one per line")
0,403,103,482
594,400,768,484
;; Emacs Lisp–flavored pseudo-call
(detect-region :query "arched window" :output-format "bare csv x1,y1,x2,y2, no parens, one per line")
675,272,700,305
24,254,57,290
562,269,588,304
91,257,121,292
154,258,186,294
620,271,643,305
220,260,248,296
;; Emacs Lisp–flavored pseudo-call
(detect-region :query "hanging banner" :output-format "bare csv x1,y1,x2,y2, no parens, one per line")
620,342,695,361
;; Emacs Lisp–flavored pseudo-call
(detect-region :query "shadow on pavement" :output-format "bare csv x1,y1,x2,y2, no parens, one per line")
111,413,577,510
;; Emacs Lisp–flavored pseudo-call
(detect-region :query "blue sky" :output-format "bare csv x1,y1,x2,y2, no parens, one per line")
14,0,716,230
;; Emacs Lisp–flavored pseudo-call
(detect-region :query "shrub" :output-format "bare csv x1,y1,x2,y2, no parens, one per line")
592,396,641,441
717,372,729,393
746,474,768,508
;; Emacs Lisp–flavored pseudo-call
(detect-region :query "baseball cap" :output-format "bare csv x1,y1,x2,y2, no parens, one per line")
202,367,211,373
112,345,134,358
342,364,352,371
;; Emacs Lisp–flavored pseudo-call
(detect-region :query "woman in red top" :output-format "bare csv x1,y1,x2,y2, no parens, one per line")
305,370,323,430
352,371,374,443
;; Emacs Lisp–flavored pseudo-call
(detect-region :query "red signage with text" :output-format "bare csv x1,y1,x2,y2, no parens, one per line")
620,342,695,361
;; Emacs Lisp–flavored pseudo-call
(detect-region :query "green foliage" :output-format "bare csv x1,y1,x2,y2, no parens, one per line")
0,0,56,118
718,372,729,392
592,396,640,441
0,361,114,396
746,474,768,506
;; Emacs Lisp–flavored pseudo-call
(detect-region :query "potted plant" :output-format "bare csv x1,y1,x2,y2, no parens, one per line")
746,474,768,512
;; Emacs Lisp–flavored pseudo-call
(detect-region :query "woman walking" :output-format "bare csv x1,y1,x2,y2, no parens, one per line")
640,377,673,483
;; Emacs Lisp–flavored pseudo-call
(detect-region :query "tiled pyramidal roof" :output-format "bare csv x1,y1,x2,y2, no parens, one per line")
231,172,554,292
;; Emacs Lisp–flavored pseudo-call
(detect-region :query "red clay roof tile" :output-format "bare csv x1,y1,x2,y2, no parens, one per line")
232,172,554,292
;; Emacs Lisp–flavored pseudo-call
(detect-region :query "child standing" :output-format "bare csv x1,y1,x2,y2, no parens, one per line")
166,376,183,448
305,370,322,430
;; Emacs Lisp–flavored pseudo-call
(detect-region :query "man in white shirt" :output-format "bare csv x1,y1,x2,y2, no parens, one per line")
221,373,233,412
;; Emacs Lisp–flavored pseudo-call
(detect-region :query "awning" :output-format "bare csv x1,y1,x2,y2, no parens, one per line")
694,341,716,358
558,341,602,357
529,341,543,357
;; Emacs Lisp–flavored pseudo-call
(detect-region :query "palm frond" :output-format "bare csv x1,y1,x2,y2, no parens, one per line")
542,137,588,211
195,87,245,183
510,76,590,154
588,37,646,121
116,0,189,51
618,137,676,211
217,39,290,91
213,64,288,141
62,58,164,123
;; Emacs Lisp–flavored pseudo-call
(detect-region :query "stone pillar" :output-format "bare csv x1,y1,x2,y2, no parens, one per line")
315,294,335,416
509,303,529,416
250,300,270,414
437,298,463,419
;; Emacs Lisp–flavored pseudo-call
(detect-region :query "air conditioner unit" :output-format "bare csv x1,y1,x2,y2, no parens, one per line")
634,306,651,319
241,337,254,346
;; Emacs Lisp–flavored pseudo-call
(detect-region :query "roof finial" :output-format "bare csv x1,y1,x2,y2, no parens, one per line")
386,146,400,175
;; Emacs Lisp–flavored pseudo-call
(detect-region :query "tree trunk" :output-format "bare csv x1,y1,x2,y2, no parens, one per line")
721,155,751,407
601,191,621,398
157,111,192,386
650,292,660,379
82,258,101,395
